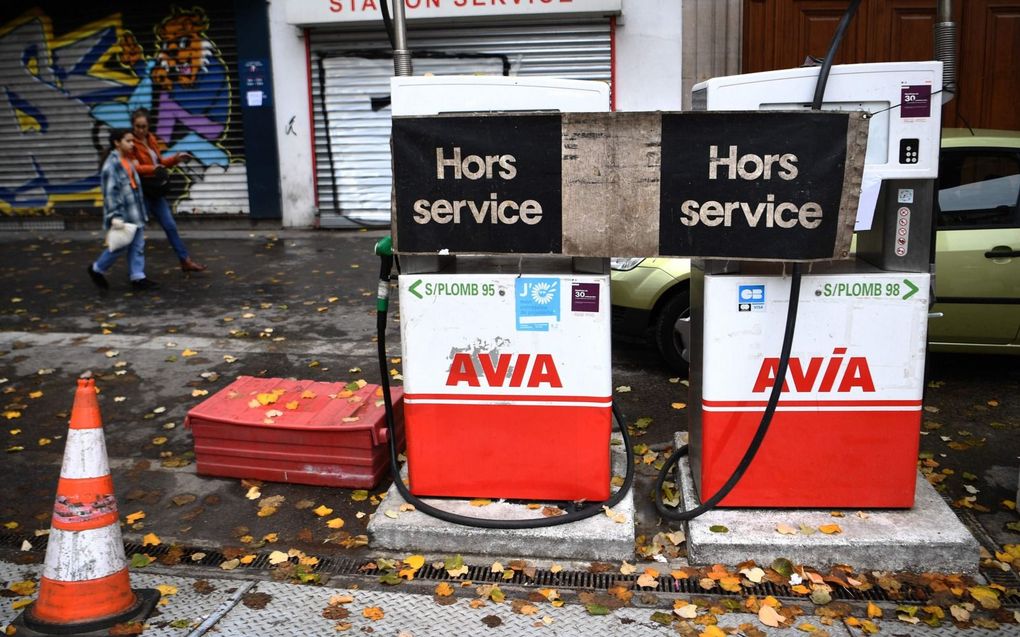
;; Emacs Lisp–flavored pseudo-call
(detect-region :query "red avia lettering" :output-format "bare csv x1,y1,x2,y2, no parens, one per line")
446,353,563,388
752,348,875,393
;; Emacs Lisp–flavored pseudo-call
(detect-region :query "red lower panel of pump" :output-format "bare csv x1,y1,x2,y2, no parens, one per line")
697,402,922,508
404,397,611,502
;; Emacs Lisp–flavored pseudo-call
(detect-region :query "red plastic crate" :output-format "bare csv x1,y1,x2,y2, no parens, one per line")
185,376,403,488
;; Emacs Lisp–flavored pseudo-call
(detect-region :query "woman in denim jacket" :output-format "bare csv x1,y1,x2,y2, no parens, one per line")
87,129,158,291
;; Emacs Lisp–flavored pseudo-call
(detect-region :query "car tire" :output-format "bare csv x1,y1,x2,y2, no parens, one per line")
654,290,690,374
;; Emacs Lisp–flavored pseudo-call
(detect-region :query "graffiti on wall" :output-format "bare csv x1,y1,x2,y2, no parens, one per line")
0,6,244,215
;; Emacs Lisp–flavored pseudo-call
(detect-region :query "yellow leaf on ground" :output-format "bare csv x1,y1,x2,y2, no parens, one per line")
28,391,42,399
156,584,177,596
469,499,492,507
491,562,504,573
125,511,145,524
245,486,261,500
404,555,426,571
867,602,883,618
182,349,198,357
671,402,687,410
8,581,35,596
257,506,277,517
312,505,333,517
220,559,240,570
620,561,637,575
142,533,161,547
285,401,299,410
239,555,257,565
435,582,454,597
969,586,1001,609
268,551,289,565
362,607,384,621
759,605,785,627
263,533,278,542
719,576,742,592
818,524,842,534
301,390,316,399
327,518,345,529
776,523,798,534
699,626,726,637
636,573,658,588
191,389,209,397
11,599,32,611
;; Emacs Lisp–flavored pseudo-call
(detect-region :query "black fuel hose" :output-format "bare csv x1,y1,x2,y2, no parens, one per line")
653,264,801,520
375,251,636,529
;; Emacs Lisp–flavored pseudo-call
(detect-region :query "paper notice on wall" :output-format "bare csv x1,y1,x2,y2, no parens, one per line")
246,91,263,107
855,171,882,231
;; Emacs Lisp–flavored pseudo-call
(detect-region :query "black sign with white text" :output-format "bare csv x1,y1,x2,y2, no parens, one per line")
658,112,850,259
392,114,562,254
391,111,862,260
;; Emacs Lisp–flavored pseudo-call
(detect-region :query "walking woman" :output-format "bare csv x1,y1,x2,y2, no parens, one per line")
129,108,207,272
87,129,157,290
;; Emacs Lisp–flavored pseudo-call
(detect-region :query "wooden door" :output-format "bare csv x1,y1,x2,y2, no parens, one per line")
743,0,1020,130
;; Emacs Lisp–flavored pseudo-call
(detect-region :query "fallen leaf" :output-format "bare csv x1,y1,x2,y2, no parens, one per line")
435,582,454,597
469,499,492,507
636,573,658,588
312,505,333,517
142,533,161,547
675,603,698,619
245,486,261,500
362,607,384,621
268,551,290,565
671,402,687,409
182,349,198,357
219,559,240,571
125,511,146,524
709,525,729,533
818,524,842,535
326,518,345,529
759,604,785,627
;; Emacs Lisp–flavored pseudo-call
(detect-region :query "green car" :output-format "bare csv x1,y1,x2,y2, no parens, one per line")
611,128,1020,371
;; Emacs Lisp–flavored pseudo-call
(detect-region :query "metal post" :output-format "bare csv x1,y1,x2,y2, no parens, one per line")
392,0,413,77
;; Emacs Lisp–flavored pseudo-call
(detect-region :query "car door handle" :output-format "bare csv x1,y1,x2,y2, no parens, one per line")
984,246,1019,259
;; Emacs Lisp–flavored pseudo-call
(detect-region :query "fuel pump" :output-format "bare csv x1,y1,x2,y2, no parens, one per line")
666,35,953,508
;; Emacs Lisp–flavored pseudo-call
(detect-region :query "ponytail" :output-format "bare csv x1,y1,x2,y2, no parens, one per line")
99,128,131,167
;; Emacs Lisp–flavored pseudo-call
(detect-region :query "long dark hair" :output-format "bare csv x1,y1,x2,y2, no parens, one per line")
99,128,131,167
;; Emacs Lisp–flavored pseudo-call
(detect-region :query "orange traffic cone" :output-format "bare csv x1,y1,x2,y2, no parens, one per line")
12,378,159,636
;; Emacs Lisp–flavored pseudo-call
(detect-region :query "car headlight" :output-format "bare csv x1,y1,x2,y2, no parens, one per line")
610,257,645,271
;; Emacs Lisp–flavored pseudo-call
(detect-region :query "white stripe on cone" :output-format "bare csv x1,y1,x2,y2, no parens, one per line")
43,525,127,582
60,429,111,480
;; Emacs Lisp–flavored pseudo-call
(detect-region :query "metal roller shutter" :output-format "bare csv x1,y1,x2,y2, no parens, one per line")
0,2,248,218
310,19,611,228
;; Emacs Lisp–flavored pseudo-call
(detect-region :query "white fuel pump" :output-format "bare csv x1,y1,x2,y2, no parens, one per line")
685,61,943,508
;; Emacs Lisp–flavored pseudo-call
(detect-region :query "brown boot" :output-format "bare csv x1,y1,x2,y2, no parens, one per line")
180,257,207,273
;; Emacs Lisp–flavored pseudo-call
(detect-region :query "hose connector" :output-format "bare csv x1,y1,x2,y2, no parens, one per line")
374,235,394,257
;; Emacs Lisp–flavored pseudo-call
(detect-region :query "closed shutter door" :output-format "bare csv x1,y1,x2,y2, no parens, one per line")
0,2,248,217
310,19,611,227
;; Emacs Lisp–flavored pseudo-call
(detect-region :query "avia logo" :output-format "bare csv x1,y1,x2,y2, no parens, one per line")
446,353,563,388
752,348,875,393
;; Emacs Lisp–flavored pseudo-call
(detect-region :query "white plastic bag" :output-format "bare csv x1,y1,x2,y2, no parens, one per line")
105,219,138,251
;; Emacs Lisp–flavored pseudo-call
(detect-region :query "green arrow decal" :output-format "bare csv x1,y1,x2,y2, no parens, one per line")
409,279,423,299
902,279,918,300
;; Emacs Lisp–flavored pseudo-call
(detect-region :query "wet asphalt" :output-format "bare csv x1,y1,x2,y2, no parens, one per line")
0,226,1016,570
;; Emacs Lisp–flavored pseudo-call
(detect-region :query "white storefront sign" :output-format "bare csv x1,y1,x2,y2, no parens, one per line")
285,0,622,25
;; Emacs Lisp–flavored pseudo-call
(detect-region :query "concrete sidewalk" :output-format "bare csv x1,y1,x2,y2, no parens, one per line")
1,558,1011,637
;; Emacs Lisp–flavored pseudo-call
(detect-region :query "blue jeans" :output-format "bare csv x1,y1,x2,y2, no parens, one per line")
93,226,146,281
146,195,188,260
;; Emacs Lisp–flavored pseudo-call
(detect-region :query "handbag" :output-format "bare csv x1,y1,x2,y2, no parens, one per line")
140,165,171,198
105,219,139,251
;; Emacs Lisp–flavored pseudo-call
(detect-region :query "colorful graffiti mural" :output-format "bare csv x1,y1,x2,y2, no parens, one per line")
0,6,243,214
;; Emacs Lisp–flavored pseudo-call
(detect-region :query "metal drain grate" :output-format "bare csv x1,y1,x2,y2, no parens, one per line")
3,531,1018,608
0,218,65,231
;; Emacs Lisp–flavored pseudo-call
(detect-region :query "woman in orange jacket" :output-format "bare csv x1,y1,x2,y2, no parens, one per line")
128,108,206,273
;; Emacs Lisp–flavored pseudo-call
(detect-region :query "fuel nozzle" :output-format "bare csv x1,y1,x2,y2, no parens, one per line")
375,236,394,312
